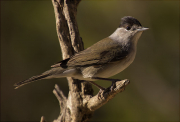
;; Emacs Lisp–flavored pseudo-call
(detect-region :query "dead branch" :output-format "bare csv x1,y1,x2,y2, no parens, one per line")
39,0,130,121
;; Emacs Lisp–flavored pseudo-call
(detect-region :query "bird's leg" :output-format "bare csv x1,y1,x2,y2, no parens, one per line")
87,81,106,90
89,77,121,99
87,81,106,99
92,77,121,91
86,81,105,99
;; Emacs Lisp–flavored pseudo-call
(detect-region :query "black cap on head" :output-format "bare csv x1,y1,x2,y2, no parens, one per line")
119,16,142,28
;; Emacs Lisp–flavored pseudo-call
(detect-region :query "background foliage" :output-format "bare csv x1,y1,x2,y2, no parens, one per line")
1,0,179,121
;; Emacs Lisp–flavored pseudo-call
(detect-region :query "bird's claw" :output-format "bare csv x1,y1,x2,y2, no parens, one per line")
110,80,117,92
97,80,119,99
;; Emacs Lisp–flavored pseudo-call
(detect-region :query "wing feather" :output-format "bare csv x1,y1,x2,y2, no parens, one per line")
51,38,129,68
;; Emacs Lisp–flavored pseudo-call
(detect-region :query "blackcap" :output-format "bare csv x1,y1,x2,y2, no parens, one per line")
14,16,148,90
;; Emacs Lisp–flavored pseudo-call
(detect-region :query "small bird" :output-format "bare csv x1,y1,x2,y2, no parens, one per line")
14,16,148,90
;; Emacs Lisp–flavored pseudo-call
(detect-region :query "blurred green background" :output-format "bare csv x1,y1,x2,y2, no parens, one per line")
1,0,179,121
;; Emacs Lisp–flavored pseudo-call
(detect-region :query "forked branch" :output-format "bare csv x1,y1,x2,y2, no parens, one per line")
39,0,130,121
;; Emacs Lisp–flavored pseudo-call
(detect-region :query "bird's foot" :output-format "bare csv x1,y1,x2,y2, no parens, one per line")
110,80,119,92
96,78,121,99
97,79,121,99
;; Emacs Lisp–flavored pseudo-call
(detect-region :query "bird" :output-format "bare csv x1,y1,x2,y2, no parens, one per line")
14,16,148,90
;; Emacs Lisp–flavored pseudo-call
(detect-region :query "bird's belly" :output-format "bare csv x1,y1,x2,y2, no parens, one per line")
94,54,135,78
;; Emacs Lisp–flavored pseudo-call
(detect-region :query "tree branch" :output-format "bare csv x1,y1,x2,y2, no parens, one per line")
53,84,67,111
87,79,130,111
40,116,46,122
63,0,84,52
51,0,94,121
52,0,73,59
41,0,131,121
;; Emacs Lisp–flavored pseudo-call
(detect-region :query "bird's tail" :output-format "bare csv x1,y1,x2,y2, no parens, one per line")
14,67,66,89
14,73,50,89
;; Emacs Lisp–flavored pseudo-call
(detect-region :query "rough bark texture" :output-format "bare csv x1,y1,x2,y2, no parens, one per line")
40,0,130,122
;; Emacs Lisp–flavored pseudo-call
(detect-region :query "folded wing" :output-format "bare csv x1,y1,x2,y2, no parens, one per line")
51,38,129,68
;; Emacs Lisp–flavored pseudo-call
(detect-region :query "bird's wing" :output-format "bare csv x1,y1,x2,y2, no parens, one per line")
51,38,129,68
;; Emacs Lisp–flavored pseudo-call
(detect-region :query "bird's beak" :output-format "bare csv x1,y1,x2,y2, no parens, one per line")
137,27,149,32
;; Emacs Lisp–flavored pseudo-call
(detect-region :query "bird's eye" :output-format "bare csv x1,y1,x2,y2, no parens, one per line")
126,26,131,30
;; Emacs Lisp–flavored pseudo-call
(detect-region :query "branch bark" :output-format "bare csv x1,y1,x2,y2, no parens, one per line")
39,0,130,121
51,0,93,121
87,79,130,111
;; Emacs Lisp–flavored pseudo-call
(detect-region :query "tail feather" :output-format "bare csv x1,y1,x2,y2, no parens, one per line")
14,74,50,89
14,67,68,89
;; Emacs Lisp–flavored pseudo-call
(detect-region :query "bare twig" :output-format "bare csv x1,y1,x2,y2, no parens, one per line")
63,1,84,52
52,0,74,59
87,79,130,111
40,116,46,122
42,0,131,121
51,0,94,121
53,84,67,110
